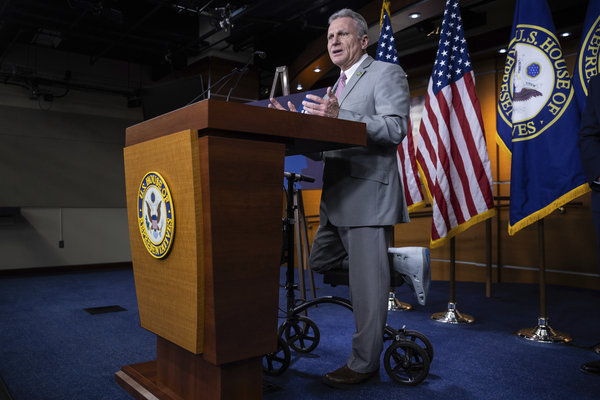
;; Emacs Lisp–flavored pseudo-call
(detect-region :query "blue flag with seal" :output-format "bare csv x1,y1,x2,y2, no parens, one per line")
574,0,600,115
496,0,589,235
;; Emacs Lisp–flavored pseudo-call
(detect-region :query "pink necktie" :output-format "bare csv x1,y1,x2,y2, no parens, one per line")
334,72,347,99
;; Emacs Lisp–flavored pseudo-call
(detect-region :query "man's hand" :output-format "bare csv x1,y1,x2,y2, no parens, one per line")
268,98,297,112
302,87,340,118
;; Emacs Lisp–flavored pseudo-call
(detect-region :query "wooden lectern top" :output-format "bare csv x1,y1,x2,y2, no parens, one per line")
125,99,367,154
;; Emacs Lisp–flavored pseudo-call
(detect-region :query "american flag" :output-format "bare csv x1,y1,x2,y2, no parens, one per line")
416,0,495,248
376,2,398,64
375,0,425,213
398,112,426,212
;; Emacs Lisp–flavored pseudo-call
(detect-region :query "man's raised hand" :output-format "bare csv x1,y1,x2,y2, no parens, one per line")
268,98,297,112
301,87,339,118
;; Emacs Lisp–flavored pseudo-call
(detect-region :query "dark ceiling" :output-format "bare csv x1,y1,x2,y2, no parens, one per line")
0,0,592,97
0,0,376,81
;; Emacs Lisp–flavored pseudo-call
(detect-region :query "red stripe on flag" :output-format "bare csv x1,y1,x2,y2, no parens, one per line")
397,142,412,203
434,88,465,226
449,83,479,219
418,92,449,237
397,113,425,209
406,129,424,200
463,73,495,210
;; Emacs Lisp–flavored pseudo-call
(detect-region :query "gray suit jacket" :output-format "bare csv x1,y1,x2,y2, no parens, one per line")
319,56,410,227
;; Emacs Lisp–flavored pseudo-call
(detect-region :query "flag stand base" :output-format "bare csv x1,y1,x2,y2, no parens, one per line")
388,291,411,311
431,302,474,324
516,317,572,343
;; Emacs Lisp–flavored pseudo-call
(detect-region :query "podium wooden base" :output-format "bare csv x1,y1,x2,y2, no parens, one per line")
116,337,263,400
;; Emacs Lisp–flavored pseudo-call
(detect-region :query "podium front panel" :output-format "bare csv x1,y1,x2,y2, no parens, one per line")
124,129,205,354
124,129,284,363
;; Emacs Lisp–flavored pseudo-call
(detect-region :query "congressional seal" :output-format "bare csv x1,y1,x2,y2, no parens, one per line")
137,172,175,259
576,15,600,97
498,24,575,142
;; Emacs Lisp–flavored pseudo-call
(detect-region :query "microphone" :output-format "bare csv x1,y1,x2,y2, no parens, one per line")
283,172,315,183
226,51,266,102
186,68,242,106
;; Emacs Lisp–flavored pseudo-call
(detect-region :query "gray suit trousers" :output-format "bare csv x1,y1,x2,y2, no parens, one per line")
309,222,392,373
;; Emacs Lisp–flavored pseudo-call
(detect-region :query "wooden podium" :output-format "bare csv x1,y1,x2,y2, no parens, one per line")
116,100,366,400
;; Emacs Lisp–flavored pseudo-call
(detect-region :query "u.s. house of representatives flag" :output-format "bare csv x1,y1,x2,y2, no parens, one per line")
496,0,589,235
375,0,425,213
574,0,600,115
416,0,495,248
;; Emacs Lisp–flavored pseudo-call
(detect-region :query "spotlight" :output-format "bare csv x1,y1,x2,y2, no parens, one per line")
498,48,507,54
314,67,321,73
297,84,303,91
409,13,421,19
561,32,571,37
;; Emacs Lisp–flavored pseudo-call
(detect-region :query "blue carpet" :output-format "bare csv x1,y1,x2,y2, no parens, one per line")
0,266,599,399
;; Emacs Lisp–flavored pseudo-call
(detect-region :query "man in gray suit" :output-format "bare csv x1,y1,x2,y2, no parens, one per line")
270,8,410,388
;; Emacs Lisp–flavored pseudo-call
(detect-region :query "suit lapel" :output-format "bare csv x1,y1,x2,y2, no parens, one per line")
337,56,373,106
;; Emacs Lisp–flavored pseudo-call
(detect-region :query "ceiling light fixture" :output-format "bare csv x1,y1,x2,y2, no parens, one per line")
561,32,571,37
297,84,303,91
498,48,507,53
314,67,321,73
409,13,421,19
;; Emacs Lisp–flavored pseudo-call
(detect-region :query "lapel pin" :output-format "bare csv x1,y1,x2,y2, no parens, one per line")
356,71,362,76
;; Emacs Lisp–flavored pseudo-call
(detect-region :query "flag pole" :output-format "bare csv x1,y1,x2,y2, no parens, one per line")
516,219,571,342
450,236,455,303
486,218,493,297
539,218,546,319
431,237,474,324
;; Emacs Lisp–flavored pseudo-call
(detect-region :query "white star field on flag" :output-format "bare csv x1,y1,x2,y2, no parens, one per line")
376,12,399,65
431,1,473,95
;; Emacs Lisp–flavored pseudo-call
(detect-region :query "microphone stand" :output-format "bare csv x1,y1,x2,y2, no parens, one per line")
226,51,264,102
226,67,248,102
186,68,242,106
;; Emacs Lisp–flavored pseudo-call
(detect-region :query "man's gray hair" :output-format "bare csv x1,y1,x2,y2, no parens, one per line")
328,9,368,38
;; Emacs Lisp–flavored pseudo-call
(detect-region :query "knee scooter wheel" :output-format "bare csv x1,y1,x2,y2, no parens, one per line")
263,336,291,376
402,330,434,363
384,340,430,386
282,316,320,353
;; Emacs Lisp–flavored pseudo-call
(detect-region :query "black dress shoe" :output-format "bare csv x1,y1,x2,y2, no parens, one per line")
581,360,600,377
323,365,379,389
